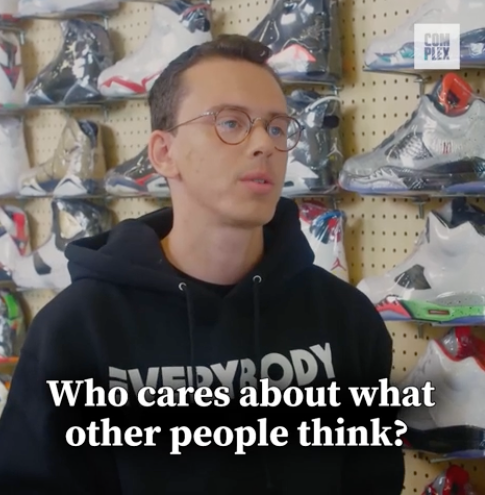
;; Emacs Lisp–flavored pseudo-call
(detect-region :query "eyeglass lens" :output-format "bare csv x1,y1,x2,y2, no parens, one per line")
214,108,300,151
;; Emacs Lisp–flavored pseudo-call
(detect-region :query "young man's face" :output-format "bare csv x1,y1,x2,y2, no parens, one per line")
150,57,289,228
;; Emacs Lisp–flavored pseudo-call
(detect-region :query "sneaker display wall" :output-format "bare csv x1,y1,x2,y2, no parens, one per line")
299,200,349,282
247,0,342,84
357,198,485,325
0,31,24,107
18,0,119,17
98,0,212,98
11,198,113,290
399,326,485,455
284,90,343,197
0,116,30,196
104,146,169,197
365,0,485,72
339,74,485,197
19,115,107,197
25,19,115,106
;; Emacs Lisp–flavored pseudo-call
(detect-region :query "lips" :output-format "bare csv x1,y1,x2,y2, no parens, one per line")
239,171,274,185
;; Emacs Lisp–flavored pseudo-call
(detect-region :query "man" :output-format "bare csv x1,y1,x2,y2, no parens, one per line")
0,35,404,494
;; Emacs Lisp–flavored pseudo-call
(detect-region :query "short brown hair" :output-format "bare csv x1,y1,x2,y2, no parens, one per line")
148,34,282,132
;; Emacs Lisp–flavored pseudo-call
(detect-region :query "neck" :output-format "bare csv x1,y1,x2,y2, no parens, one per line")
162,210,264,286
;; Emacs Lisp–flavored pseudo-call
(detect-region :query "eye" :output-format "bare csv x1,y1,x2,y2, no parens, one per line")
268,124,285,137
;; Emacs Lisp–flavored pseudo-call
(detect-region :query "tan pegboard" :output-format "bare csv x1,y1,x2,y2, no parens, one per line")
12,0,485,493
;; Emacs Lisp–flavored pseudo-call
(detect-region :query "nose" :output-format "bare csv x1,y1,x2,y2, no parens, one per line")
246,121,275,158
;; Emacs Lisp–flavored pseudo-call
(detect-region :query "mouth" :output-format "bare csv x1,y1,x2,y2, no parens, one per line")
239,171,274,185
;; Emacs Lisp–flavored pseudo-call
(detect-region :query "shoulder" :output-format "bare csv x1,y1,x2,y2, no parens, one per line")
304,265,378,314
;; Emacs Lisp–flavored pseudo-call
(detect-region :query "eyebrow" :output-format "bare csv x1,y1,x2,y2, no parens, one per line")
208,103,289,118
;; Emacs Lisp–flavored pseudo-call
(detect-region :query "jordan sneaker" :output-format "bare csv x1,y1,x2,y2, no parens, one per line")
339,74,485,196
104,146,169,197
283,90,343,197
247,0,342,84
18,0,119,17
299,200,348,282
0,31,24,108
357,198,485,325
399,326,485,455
25,19,114,106
365,0,485,72
98,1,212,98
0,205,29,287
0,289,25,362
19,116,106,197
423,465,477,495
11,198,112,290
0,117,30,196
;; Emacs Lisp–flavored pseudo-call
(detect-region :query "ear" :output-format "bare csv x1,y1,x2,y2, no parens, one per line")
148,130,180,179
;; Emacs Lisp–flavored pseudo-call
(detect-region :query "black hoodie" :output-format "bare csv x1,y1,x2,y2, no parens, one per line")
0,197,404,495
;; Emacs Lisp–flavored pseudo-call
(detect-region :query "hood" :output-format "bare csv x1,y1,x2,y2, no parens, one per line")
65,197,315,308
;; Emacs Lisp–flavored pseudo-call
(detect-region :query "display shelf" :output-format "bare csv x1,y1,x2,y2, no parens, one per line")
14,0,485,493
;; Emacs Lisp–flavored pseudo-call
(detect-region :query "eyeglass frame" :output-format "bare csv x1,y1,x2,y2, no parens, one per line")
165,106,303,152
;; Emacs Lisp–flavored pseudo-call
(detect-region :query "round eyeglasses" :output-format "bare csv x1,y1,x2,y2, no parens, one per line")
167,107,302,152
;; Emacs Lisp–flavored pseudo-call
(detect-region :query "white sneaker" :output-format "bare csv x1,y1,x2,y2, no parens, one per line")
98,1,212,97
299,200,349,283
11,198,112,290
357,198,485,325
0,117,29,196
399,326,485,454
0,31,24,107
365,0,485,71
339,74,485,196
18,0,119,16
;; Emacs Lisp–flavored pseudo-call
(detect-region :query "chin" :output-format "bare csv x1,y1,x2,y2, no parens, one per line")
226,201,278,228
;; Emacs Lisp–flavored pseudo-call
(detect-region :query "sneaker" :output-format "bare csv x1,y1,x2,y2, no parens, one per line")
0,31,24,108
423,465,477,495
357,198,485,325
11,198,112,290
299,200,348,283
0,116,30,196
104,146,169,197
98,1,212,98
0,289,25,362
399,326,485,455
283,90,343,196
0,205,30,286
247,0,342,84
25,19,114,106
19,115,106,197
365,0,485,72
339,74,485,196
18,0,119,17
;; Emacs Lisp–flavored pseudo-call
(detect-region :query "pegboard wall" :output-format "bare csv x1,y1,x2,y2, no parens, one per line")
9,0,485,493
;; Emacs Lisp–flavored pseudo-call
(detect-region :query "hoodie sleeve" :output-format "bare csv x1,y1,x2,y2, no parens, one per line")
0,287,120,495
341,293,405,495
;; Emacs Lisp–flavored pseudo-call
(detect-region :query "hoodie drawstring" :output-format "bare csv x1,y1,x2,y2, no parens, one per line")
252,275,275,493
179,282,198,390
179,276,275,493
